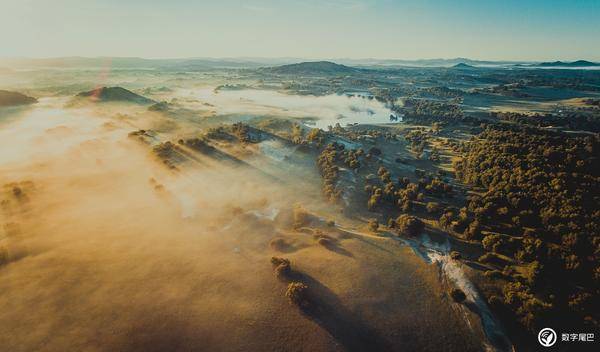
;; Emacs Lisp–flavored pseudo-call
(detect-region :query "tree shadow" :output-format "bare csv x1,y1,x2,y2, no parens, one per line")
178,140,281,182
287,271,391,352
336,229,396,255
462,259,493,271
269,237,309,254
318,240,354,257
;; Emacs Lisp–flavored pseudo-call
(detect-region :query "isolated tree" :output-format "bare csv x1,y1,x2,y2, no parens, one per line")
286,282,309,307
368,219,379,232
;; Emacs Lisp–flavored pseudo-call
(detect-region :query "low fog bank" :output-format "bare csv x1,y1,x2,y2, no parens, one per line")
0,100,318,351
174,88,396,129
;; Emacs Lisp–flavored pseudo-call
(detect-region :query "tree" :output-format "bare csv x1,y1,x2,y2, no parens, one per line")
439,211,455,229
291,123,304,144
286,282,309,307
368,219,379,232
396,214,424,237
482,234,504,253
306,128,323,144
387,218,396,228
426,202,441,214
293,204,310,228
464,220,482,240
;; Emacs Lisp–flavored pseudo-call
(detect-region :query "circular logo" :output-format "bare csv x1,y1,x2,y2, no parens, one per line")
538,328,557,347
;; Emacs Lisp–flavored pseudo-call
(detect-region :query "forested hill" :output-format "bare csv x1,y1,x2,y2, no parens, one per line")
262,61,361,75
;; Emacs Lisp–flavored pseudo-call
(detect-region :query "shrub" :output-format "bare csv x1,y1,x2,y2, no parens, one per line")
286,282,309,307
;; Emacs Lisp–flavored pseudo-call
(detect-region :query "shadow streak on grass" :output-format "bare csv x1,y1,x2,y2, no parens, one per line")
178,141,282,183
288,271,391,352
318,239,354,258
337,228,396,256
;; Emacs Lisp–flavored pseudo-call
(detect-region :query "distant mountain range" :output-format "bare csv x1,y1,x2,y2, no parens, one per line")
337,57,521,68
0,90,37,107
76,87,155,104
536,60,600,67
0,56,598,70
0,57,266,70
261,61,360,75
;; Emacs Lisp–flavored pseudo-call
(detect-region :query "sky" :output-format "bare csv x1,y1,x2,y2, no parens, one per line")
1,0,599,61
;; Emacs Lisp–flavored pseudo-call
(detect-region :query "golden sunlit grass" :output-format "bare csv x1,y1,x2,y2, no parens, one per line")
0,98,483,352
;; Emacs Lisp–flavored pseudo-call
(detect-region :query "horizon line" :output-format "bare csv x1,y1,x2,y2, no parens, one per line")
1,55,598,64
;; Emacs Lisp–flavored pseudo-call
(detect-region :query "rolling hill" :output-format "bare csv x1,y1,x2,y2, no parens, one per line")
263,61,360,75
76,87,155,104
451,63,477,69
0,90,37,107
537,60,599,67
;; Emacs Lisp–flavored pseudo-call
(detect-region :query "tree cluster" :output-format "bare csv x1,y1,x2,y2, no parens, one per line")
492,111,600,133
453,124,599,333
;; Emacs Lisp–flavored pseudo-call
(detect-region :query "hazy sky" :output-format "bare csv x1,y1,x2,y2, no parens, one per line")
1,0,599,61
